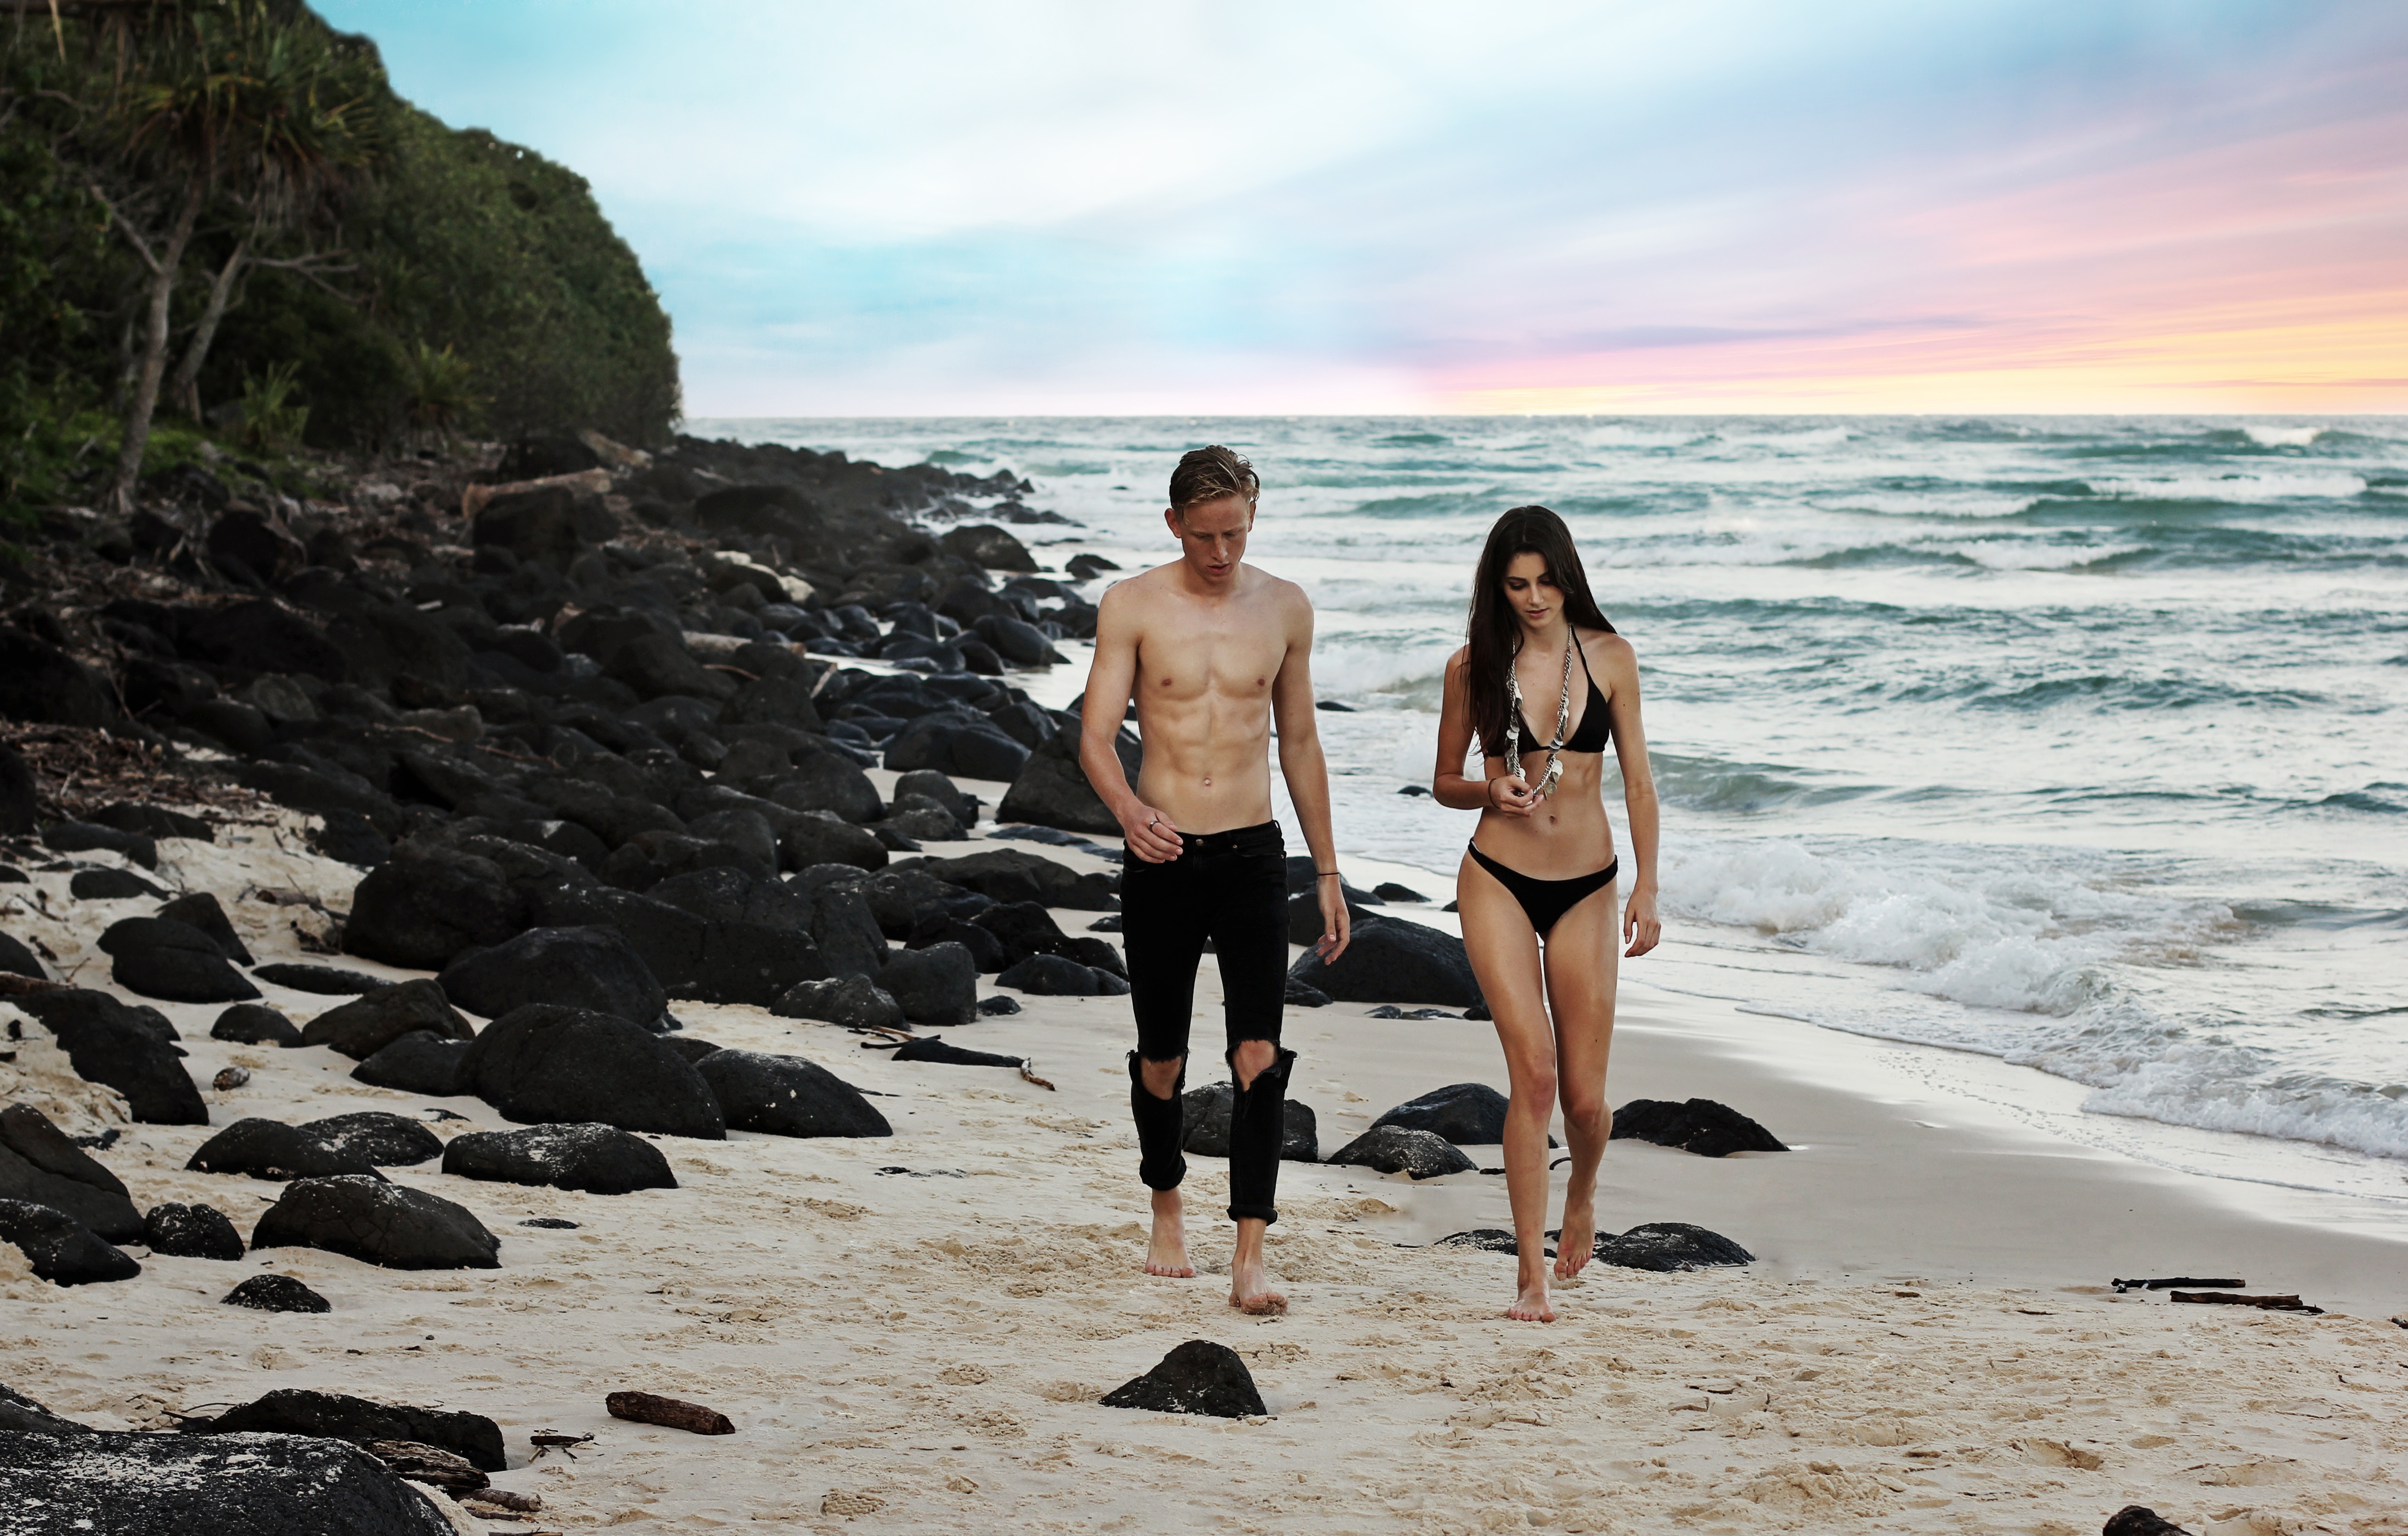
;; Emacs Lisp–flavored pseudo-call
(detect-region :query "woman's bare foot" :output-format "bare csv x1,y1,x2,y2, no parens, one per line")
1145,1189,1194,1277
1507,1266,1556,1322
1228,1251,1288,1315
1553,1185,1598,1280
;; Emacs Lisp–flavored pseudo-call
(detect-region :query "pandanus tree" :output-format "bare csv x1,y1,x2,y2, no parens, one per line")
86,0,384,510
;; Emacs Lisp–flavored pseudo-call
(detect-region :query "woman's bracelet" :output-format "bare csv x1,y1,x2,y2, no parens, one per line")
1316,870,1339,879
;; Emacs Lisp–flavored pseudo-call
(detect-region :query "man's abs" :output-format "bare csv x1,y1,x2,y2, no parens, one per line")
1130,639,1283,834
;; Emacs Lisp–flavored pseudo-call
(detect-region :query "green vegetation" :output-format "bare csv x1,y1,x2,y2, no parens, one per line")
0,0,680,521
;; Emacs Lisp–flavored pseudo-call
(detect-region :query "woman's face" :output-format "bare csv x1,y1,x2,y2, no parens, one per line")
1500,551,1562,633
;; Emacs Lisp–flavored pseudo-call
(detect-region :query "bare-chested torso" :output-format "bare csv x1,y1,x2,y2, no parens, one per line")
1117,563,1299,835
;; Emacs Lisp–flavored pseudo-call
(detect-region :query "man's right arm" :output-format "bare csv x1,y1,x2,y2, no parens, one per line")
1080,585,1183,863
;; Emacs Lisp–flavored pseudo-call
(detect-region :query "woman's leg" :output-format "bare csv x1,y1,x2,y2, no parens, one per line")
1456,851,1557,1322
1537,880,1620,1279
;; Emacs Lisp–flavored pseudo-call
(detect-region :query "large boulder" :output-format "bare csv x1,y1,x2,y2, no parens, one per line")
694,1050,891,1138
461,1004,726,1140
1325,1124,1476,1179
940,523,1038,572
186,1118,387,1182
877,942,977,1028
995,952,1126,996
0,930,44,980
250,1175,500,1270
1287,915,1481,1008
883,718,1030,782
42,819,158,869
0,1381,88,1434
9,989,206,1124
1179,1083,1319,1162
473,484,599,569
1610,1098,1788,1157
143,1201,245,1260
94,917,259,1004
301,980,474,1061
343,844,529,969
0,1198,142,1284
0,740,35,835
0,1104,141,1241
608,633,735,702
439,925,665,1025
349,1031,473,1096
193,1387,507,1473
997,725,1137,836
441,1122,676,1195
907,847,1118,910
1587,1221,1756,1272
298,1112,444,1167
0,1429,461,1535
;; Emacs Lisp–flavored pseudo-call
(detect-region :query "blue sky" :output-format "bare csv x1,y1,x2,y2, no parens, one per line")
321,0,2408,416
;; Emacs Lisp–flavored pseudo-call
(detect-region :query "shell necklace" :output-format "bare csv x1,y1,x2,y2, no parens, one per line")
1504,635,1575,799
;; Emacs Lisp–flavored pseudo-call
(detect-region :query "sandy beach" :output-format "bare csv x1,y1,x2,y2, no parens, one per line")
6,762,2403,1536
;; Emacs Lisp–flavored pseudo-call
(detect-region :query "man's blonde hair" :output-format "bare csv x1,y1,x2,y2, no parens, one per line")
1169,445,1258,515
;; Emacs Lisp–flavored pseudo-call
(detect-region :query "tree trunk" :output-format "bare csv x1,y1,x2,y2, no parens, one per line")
169,236,248,423
103,181,204,515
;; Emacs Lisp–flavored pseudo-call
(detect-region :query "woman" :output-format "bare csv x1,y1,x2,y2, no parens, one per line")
1433,506,1661,1322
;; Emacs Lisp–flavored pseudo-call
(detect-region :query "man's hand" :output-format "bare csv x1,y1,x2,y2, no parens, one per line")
1120,802,1184,864
1487,774,1539,817
1315,875,1350,961
1623,885,1661,958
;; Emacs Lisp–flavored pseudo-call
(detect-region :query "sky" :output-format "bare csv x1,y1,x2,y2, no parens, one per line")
320,0,2408,418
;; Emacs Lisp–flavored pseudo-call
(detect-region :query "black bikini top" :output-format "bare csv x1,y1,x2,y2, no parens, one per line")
1512,637,1612,755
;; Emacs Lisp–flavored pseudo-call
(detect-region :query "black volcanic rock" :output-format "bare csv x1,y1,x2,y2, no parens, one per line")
144,1201,246,1260
155,891,253,964
1101,1340,1265,1418
442,1122,677,1195
694,1050,890,1138
350,1030,473,1096
1325,1124,1476,1179
298,1111,445,1167
11,988,206,1124
211,1003,303,1047
1287,914,1481,1008
439,924,665,1025
1585,1221,1755,1272
997,726,1136,837
301,980,475,1061
1609,1098,1788,1157
0,1104,141,1241
95,916,260,1004
461,1004,725,1139
877,941,977,1028
342,843,529,969
1179,1082,1319,1163
0,1197,142,1284
186,1118,387,1182
223,1272,329,1312
193,1386,507,1473
249,1175,499,1270
0,1426,460,1534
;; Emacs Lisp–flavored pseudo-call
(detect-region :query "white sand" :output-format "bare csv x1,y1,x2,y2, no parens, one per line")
5,808,2406,1535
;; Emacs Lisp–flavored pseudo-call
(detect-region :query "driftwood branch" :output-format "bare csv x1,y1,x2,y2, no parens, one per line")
2168,1290,2321,1314
605,1391,733,1435
2111,1276,2244,1292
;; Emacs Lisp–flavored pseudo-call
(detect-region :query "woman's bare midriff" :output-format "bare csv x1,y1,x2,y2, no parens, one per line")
1475,751,1617,879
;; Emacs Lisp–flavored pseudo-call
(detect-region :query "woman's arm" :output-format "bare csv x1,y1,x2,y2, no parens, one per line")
1432,649,1535,816
1598,633,1661,957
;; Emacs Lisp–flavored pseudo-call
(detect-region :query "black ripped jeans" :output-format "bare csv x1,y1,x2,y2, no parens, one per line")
1120,820,1294,1225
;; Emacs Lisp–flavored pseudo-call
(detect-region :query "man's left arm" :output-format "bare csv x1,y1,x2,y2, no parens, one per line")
1270,588,1349,961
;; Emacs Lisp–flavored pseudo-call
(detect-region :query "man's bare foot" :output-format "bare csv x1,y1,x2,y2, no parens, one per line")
1507,1270,1556,1322
1145,1189,1194,1277
1553,1186,1597,1280
1228,1252,1287,1316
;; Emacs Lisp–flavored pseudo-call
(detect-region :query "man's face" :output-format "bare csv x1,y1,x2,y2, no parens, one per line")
1166,494,1253,583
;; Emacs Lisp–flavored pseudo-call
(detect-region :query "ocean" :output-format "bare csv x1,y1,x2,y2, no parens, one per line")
689,415,2408,1203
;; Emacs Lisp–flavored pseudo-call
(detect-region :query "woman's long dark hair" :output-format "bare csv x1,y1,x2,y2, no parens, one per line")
1464,505,1616,754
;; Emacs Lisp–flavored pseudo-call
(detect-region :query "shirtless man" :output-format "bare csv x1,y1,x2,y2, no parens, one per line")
1080,445,1350,1315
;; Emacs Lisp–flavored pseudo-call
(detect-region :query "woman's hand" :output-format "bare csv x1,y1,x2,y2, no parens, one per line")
1486,774,1538,818
1118,802,1184,864
1622,884,1661,958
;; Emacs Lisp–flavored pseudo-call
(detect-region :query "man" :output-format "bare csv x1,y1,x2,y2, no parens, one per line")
1080,444,1350,1316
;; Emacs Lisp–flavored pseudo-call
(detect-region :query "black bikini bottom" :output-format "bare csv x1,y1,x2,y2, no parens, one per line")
1467,843,1620,938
